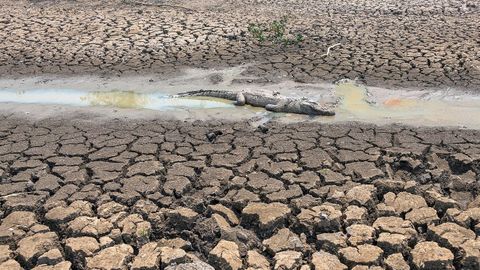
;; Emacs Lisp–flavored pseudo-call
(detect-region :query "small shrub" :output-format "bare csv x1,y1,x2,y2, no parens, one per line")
247,16,305,45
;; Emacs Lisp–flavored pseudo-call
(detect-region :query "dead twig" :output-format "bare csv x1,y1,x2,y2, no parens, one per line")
0,192,37,199
320,43,341,57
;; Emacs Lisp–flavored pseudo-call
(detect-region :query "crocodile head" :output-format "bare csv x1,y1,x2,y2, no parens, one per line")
298,100,336,116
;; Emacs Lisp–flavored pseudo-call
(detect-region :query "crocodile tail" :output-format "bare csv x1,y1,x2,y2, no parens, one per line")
174,89,237,100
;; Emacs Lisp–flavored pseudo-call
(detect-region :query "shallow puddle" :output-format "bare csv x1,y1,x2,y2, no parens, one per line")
326,82,480,128
0,89,235,110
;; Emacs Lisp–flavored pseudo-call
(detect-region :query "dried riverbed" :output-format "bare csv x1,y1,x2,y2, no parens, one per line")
0,115,479,270
0,0,479,269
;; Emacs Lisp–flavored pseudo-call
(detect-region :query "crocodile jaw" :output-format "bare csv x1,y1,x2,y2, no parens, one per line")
302,102,336,116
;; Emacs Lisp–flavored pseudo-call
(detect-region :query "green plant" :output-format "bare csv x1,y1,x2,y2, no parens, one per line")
137,227,151,238
247,16,305,45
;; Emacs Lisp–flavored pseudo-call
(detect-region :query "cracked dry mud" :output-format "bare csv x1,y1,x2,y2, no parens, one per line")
0,116,479,270
0,0,479,89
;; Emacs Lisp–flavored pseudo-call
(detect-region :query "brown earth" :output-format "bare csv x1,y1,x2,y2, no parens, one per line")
0,0,479,89
1,1,480,269
0,114,479,269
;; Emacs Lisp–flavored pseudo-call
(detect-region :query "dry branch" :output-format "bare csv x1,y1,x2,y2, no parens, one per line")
125,0,194,12
320,43,342,57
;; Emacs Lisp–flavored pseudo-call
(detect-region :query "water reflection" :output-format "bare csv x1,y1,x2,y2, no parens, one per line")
81,91,150,108
0,89,235,110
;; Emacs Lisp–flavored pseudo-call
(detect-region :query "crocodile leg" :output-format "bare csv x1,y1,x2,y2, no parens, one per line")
265,102,285,112
234,92,246,106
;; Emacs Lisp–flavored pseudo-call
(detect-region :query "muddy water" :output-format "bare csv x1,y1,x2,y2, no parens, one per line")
0,89,235,110
1,72,480,128
329,82,480,128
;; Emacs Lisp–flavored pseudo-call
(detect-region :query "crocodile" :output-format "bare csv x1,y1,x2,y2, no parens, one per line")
173,89,335,116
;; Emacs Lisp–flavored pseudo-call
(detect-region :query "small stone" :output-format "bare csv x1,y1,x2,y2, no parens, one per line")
209,240,242,270
126,161,164,177
109,228,122,243
311,251,347,270
291,195,322,211
273,250,302,270
411,241,454,269
210,213,232,233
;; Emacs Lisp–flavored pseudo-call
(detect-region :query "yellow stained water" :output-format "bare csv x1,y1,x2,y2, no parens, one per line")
81,91,149,108
333,82,480,128
79,91,240,110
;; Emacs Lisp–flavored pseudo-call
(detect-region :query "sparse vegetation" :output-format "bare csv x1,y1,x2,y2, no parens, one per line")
247,16,305,45
137,227,151,238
